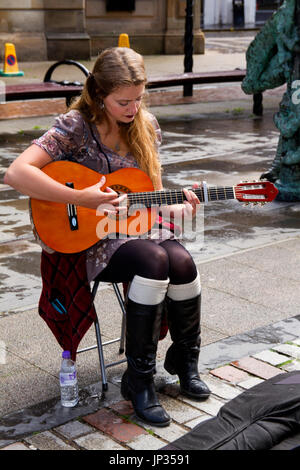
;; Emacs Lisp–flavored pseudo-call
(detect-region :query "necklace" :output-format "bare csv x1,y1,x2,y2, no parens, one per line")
114,141,121,152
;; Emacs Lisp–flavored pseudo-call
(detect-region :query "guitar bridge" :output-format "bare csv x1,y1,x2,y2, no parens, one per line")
66,182,79,231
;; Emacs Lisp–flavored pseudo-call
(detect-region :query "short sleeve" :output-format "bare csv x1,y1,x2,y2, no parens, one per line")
32,110,85,161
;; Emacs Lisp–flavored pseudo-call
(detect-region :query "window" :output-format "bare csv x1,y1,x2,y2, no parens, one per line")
256,0,283,10
106,0,135,12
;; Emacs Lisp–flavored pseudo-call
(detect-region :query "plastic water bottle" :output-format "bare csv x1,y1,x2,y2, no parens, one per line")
59,350,79,407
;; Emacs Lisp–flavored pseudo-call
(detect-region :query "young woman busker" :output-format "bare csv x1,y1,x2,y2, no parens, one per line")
4,47,211,427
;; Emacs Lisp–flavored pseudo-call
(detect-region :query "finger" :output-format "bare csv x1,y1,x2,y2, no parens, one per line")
117,193,128,203
183,188,192,203
189,189,200,205
107,194,127,207
96,176,106,189
104,186,115,193
184,188,199,205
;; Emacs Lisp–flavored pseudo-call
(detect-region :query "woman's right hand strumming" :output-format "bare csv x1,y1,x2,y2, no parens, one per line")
4,144,126,213
77,175,127,213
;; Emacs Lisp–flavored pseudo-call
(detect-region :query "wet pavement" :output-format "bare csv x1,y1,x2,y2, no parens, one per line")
0,34,300,450
1,110,299,315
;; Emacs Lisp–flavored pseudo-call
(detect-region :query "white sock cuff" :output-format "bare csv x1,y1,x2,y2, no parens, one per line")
167,272,201,301
128,275,169,305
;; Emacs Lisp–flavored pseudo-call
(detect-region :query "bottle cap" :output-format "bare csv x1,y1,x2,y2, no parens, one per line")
62,350,71,359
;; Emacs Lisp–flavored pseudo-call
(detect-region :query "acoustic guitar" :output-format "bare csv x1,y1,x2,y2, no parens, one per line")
30,161,279,253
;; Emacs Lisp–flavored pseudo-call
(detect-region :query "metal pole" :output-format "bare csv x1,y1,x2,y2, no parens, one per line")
184,0,194,96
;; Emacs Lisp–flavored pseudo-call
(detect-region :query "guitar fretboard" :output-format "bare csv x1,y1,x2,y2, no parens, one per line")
127,186,235,208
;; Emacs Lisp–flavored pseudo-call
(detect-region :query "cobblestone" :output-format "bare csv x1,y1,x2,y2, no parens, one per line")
185,414,212,429
252,349,291,366
210,364,250,383
24,431,75,450
157,394,202,424
237,376,264,389
83,408,148,443
54,420,94,440
281,359,300,372
180,395,225,416
201,374,242,400
127,433,166,451
231,357,282,380
2,341,300,450
272,343,300,359
74,432,126,450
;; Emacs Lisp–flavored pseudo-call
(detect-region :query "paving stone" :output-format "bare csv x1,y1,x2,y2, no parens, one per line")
83,408,148,443
281,359,300,372
137,420,186,442
157,394,202,424
252,350,290,366
291,338,300,346
25,431,75,450
127,433,165,450
185,414,212,429
231,357,282,380
54,420,94,439
252,349,290,366
237,376,265,390
1,442,30,450
109,400,134,417
272,343,300,359
181,395,224,416
75,432,126,450
201,374,242,400
210,365,250,383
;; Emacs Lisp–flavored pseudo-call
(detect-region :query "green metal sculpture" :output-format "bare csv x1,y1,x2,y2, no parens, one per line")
242,0,300,201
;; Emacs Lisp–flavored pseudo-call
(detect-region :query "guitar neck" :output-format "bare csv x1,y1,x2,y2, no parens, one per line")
127,185,236,208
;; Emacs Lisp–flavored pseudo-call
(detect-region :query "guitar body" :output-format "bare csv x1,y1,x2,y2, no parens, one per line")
30,161,156,253
31,161,279,254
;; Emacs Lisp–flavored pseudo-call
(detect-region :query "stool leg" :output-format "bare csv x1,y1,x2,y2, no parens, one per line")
94,316,108,392
119,314,126,354
112,283,126,354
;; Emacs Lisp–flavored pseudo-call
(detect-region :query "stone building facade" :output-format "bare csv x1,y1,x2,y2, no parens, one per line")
0,0,204,61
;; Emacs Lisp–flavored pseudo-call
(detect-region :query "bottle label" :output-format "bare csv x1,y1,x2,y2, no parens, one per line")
60,371,77,385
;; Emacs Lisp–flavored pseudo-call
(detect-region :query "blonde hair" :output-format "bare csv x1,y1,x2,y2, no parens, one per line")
69,47,161,188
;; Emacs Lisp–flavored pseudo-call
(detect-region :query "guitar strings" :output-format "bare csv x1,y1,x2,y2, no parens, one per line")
127,188,235,202
126,187,235,207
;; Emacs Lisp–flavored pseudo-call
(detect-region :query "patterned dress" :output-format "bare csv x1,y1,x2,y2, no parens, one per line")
32,109,174,281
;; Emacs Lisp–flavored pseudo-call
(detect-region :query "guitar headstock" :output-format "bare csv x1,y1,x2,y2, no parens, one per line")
234,180,279,204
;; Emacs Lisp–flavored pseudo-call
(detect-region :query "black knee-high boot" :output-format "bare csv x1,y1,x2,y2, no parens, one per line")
121,297,171,427
164,294,211,399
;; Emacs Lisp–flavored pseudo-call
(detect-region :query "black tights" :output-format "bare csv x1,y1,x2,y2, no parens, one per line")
97,239,197,285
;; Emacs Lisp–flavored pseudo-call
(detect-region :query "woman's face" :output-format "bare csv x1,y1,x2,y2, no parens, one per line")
102,84,145,124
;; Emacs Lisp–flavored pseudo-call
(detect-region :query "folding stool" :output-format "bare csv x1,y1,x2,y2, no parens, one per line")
77,280,127,393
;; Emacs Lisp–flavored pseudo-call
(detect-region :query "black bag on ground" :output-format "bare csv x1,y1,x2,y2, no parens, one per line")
163,371,300,450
